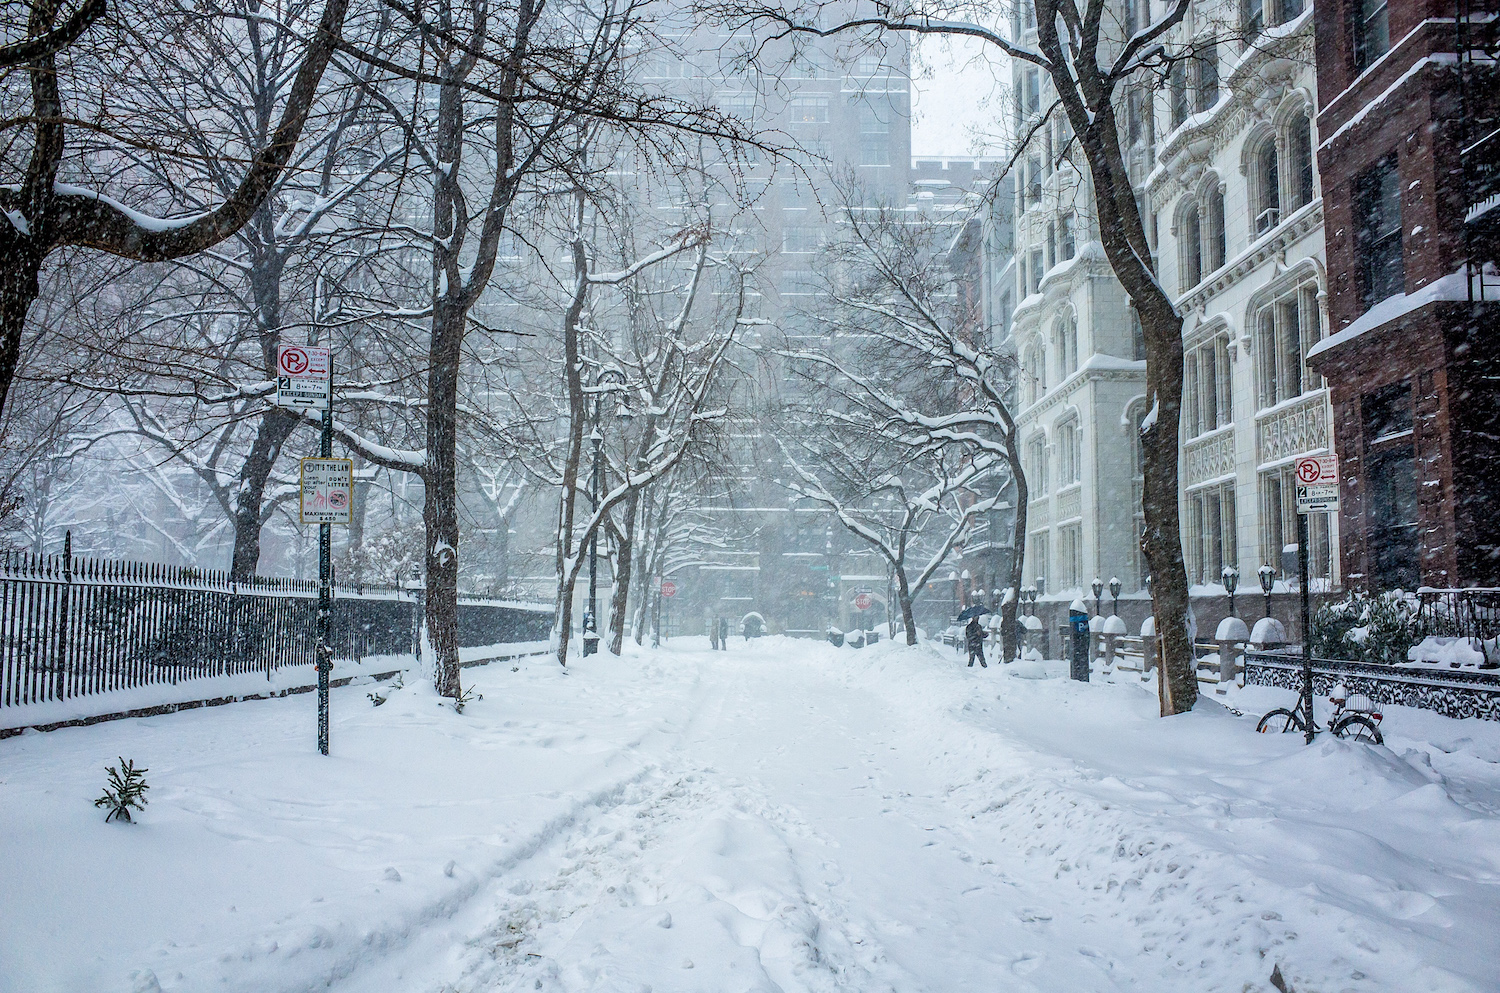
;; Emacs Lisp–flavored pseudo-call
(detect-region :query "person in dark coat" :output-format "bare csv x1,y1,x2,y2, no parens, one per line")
709,617,720,650
965,616,987,668
718,617,729,650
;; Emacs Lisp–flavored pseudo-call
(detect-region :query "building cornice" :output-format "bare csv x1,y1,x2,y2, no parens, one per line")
1174,200,1323,316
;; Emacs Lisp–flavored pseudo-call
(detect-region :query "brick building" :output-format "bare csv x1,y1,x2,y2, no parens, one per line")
1307,0,1500,589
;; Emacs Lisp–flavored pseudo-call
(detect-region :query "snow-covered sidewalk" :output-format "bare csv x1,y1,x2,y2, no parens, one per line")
3,637,1498,993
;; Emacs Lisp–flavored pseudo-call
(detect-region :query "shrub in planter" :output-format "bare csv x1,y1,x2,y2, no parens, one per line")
1310,590,1428,666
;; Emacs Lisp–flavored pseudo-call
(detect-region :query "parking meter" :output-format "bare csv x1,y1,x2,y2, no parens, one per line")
1069,600,1090,682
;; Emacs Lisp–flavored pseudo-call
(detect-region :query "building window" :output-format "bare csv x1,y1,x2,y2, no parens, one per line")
1353,0,1390,72
1252,136,1280,235
1026,433,1049,495
1060,212,1076,260
1187,482,1237,586
1193,43,1220,113
859,136,890,166
1260,468,1331,580
782,225,824,253
1242,0,1265,42
1027,530,1049,591
1255,284,1321,408
1057,418,1082,485
1287,112,1315,210
1169,59,1189,129
787,96,829,123
1024,68,1041,117
1180,203,1203,292
1055,316,1078,376
1184,332,1231,437
854,51,885,76
1126,85,1153,152
1363,381,1418,588
1046,220,1057,269
1355,154,1404,310
857,103,891,134
1022,342,1046,405
1206,186,1227,272
780,269,818,296
1025,154,1043,209
1029,248,1044,293
1058,523,1084,590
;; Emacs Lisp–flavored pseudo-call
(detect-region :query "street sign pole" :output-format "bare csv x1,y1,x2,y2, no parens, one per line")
316,362,334,756
1297,510,1315,744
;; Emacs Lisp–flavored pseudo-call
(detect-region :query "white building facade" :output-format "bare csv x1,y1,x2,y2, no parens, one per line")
992,0,1338,602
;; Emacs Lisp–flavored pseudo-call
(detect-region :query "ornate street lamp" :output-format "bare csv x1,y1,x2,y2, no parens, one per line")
1258,564,1276,618
1222,565,1240,617
1108,576,1122,616
1091,577,1104,616
584,367,626,656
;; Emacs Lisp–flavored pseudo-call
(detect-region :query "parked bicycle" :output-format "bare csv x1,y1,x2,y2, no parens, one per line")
1257,681,1384,745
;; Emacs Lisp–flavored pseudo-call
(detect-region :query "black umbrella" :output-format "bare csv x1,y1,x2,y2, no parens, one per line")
956,605,991,621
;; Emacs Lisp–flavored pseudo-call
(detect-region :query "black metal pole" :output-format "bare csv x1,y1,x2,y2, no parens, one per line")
586,399,601,657
316,369,333,756
1297,511,1314,744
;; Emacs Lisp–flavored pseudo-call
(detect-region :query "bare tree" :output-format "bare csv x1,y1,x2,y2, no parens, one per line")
707,0,1202,713
0,0,354,422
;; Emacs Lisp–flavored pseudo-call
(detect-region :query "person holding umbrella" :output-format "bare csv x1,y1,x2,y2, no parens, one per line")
957,604,989,668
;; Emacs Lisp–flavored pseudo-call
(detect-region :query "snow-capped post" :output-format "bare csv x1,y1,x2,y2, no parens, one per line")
1069,599,1090,683
316,354,333,755
1297,512,1316,743
1294,454,1338,739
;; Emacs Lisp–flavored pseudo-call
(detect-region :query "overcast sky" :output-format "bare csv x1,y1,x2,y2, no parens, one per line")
909,36,1008,159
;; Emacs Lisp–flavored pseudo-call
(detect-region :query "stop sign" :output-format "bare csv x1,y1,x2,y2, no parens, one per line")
853,592,873,611
659,580,677,598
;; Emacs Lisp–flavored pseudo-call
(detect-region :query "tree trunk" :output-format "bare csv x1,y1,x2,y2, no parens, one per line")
0,231,46,422
230,407,300,580
606,492,638,655
895,570,918,646
1000,430,1029,663
1068,109,1195,714
425,297,464,699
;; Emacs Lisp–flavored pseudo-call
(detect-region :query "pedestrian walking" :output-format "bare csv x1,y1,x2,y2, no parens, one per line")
718,617,729,650
965,616,987,668
709,617,720,651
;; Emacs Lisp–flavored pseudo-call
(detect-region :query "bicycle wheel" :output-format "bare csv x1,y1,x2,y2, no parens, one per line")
1333,714,1383,745
1256,708,1305,734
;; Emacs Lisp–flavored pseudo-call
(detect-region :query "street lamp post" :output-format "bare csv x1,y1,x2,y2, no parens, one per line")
1091,577,1103,617
1258,564,1276,618
1222,565,1240,617
584,368,625,657
1108,576,1122,616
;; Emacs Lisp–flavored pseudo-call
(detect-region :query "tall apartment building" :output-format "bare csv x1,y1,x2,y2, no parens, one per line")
995,0,1337,618
638,25,921,636
1306,0,1500,588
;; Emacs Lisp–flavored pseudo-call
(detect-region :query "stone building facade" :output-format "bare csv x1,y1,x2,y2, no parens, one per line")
1306,0,1500,589
993,0,1341,611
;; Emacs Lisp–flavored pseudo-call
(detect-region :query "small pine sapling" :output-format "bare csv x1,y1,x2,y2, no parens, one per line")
452,684,482,714
94,757,150,823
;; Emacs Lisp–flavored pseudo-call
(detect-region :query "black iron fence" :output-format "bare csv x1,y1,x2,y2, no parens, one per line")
0,551,551,710
1243,650,1500,722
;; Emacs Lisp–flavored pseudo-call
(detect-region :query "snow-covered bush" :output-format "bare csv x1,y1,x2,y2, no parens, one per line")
94,758,150,824
1310,590,1428,666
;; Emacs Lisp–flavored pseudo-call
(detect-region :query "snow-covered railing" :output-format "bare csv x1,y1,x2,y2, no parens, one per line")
1243,650,1500,722
0,550,550,712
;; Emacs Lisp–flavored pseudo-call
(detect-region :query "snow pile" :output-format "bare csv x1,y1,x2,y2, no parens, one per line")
1403,636,1497,670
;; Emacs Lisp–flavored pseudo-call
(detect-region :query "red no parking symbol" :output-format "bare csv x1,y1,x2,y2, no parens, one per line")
279,346,310,376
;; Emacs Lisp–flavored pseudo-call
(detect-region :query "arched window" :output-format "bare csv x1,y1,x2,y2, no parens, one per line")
1057,418,1082,485
1180,203,1203,291
1206,186,1227,271
1026,433,1049,496
1022,342,1046,405
1255,283,1321,408
1055,317,1078,376
1286,111,1315,210
1252,136,1280,235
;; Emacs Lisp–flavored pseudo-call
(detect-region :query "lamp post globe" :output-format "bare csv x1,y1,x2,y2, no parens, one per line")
1258,564,1276,618
1108,576,1122,615
1091,577,1103,616
1222,565,1240,617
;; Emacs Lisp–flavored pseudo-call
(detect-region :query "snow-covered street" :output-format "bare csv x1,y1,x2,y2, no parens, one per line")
4,638,1500,993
